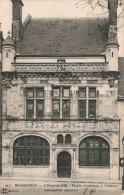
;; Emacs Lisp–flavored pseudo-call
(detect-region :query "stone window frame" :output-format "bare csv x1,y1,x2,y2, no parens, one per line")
78,87,97,119
79,136,110,166
52,86,70,119
25,87,44,119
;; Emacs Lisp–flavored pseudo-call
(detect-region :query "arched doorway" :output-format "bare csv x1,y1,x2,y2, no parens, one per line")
57,151,71,178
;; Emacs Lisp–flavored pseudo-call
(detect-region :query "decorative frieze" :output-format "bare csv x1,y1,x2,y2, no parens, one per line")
102,71,120,88
2,72,103,87
13,63,106,73
5,120,119,132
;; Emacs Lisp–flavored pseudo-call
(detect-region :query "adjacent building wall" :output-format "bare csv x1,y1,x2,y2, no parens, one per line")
0,30,3,175
118,57,124,179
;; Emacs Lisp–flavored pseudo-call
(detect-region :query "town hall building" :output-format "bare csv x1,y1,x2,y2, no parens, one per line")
0,0,121,180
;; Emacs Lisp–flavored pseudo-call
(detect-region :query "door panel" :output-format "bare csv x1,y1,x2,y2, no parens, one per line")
57,151,71,178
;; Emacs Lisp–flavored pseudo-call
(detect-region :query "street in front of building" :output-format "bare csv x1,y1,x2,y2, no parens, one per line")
0,178,123,195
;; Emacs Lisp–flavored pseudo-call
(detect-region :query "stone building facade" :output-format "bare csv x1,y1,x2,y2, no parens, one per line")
1,0,121,180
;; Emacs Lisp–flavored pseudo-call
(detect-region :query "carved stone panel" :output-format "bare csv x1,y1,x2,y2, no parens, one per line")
5,120,119,133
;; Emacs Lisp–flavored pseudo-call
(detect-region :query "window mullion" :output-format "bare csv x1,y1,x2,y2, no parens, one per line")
60,87,62,118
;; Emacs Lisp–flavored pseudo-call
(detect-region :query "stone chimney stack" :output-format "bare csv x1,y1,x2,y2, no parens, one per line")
11,0,24,41
108,0,118,26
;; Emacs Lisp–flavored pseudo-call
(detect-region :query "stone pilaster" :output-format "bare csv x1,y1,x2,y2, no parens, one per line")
2,86,7,118
72,149,77,178
51,148,57,178
70,86,78,119
44,85,52,118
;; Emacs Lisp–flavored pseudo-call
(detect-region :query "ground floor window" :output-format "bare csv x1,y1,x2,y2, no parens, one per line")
13,136,50,166
79,136,110,166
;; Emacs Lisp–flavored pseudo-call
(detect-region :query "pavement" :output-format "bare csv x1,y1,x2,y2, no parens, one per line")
0,176,123,195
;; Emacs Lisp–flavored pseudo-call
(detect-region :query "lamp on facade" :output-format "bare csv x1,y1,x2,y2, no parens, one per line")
122,136,124,190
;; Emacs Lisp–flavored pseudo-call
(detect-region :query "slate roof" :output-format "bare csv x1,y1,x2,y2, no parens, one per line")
2,35,15,47
16,17,109,56
119,57,124,98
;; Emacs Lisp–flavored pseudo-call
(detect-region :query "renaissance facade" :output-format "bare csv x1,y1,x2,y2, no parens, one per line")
1,0,120,180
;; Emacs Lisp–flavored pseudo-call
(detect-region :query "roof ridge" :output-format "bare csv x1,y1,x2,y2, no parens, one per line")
31,17,108,21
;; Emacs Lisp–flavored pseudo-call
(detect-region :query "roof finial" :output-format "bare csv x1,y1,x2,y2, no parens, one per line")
7,30,11,38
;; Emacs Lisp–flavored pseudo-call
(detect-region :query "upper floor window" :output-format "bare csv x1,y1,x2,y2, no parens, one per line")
78,87,96,119
26,87,44,118
52,87,70,118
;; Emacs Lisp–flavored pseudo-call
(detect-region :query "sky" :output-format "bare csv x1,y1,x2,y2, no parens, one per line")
0,0,124,56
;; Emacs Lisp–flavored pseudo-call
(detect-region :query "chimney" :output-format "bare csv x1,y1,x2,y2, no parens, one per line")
107,0,118,40
11,0,24,41
108,0,118,26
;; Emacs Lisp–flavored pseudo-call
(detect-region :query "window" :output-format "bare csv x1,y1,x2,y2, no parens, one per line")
78,87,96,118
57,59,65,63
52,87,70,118
13,136,50,166
65,134,71,144
57,134,63,144
26,87,44,118
79,136,110,166
57,134,71,144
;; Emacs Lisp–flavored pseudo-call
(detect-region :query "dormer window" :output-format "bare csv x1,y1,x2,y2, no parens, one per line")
57,59,65,63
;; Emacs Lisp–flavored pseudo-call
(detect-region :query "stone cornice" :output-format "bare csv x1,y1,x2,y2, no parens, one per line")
2,118,120,122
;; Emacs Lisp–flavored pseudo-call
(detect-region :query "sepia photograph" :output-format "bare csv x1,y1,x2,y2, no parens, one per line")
0,0,124,194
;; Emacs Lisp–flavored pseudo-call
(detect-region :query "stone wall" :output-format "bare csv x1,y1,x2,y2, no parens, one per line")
2,76,119,119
